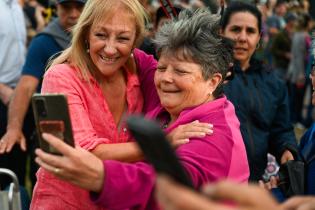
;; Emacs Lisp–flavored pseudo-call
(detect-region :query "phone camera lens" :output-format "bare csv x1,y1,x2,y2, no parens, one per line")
35,98,47,117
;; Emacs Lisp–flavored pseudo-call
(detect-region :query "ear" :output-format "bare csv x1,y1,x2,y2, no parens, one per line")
207,73,223,94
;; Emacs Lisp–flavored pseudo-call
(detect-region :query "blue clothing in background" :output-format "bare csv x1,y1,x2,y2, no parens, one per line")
299,123,315,195
224,59,298,181
21,34,62,91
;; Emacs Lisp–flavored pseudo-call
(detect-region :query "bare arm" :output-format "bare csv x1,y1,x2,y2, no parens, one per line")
92,142,144,162
0,75,39,153
91,120,212,162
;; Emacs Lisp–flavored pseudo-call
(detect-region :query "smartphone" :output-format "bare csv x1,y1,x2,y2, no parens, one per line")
32,94,74,155
126,115,194,189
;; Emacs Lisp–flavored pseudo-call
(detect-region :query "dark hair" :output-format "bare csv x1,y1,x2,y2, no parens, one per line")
221,1,262,33
155,6,182,27
299,13,311,29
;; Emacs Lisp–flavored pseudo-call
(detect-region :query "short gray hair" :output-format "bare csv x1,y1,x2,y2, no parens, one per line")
154,8,234,97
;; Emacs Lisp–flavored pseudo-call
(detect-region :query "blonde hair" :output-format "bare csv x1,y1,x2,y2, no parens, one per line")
50,0,148,81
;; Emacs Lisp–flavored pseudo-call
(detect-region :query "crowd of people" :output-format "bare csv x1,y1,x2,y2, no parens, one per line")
0,0,314,210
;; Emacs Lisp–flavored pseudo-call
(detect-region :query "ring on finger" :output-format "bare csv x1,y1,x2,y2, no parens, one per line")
54,167,61,174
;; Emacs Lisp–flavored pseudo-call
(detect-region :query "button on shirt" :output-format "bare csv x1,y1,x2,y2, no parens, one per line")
0,0,26,87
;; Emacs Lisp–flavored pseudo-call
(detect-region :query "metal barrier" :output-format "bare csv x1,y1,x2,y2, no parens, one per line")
0,168,21,210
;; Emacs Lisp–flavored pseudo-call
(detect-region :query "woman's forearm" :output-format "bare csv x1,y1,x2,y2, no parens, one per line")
91,142,144,162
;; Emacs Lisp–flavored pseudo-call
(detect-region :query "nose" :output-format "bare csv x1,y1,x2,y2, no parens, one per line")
68,7,81,19
237,30,247,42
103,40,117,56
160,67,174,83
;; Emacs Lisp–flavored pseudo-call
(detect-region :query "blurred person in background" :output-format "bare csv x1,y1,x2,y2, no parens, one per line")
0,0,27,190
265,0,287,66
23,0,48,43
221,1,298,182
0,0,85,190
287,13,312,128
271,12,297,81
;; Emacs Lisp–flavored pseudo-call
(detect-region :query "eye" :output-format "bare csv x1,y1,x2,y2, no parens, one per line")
230,26,241,33
174,69,188,75
247,27,257,34
95,33,106,38
118,37,130,41
157,66,166,72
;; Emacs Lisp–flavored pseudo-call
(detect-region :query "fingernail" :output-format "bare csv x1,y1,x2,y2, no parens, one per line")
199,133,206,137
206,129,213,135
208,124,213,128
202,184,215,196
183,139,190,143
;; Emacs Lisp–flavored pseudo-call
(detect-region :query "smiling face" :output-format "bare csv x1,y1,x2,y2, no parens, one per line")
88,8,136,77
154,54,214,120
222,12,260,70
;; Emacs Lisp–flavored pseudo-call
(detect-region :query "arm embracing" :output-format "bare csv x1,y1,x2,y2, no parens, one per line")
41,66,143,162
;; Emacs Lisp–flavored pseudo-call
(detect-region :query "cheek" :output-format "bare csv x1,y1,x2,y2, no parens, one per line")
154,72,163,89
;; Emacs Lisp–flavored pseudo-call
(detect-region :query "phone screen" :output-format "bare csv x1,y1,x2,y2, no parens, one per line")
39,121,65,154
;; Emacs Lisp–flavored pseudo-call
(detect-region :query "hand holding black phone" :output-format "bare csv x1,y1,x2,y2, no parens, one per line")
126,115,194,189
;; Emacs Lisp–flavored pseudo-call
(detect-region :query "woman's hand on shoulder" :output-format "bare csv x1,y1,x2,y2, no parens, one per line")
167,120,213,148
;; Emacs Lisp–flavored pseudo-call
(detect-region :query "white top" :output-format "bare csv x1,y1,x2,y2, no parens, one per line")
0,0,26,87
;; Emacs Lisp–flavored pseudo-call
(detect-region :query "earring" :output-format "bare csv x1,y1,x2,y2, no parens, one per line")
85,40,90,54
256,42,261,50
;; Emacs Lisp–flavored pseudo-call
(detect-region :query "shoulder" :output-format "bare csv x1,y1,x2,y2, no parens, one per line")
45,64,77,79
31,34,57,45
28,34,61,54
133,48,157,69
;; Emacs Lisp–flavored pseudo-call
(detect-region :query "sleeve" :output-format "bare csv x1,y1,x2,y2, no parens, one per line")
176,135,233,187
133,48,160,114
268,78,298,161
22,35,59,79
90,134,233,209
91,161,157,210
41,66,111,150
90,131,234,209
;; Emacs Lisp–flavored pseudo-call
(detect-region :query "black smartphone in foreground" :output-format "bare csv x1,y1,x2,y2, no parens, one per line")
126,115,194,189
32,94,74,155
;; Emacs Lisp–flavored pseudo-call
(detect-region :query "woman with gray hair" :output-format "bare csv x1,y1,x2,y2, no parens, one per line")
33,9,249,209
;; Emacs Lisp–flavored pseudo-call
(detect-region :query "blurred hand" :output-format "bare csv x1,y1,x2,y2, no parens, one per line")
281,150,294,164
0,129,26,153
156,175,282,210
35,133,104,193
156,175,230,210
281,196,315,210
258,176,279,190
0,84,13,105
167,120,213,148
202,180,281,210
